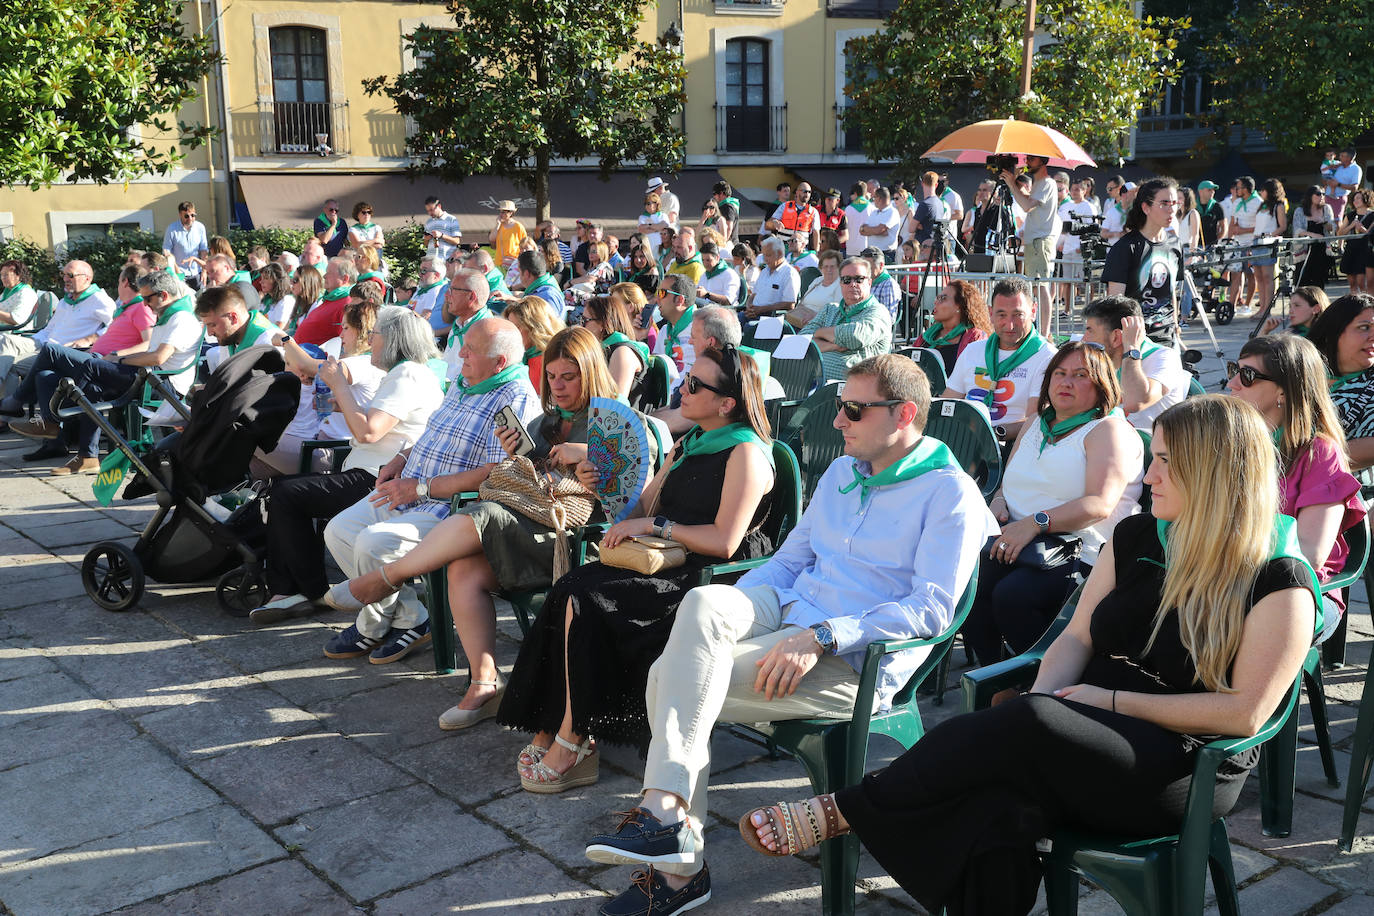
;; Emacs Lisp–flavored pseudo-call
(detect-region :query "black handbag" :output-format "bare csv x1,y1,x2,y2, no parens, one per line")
986,532,1083,570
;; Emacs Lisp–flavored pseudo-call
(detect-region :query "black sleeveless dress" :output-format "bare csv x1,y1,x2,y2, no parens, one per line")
605,340,649,411
497,444,774,750
833,513,1310,915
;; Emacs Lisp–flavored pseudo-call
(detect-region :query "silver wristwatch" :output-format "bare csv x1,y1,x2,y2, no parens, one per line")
415,478,430,501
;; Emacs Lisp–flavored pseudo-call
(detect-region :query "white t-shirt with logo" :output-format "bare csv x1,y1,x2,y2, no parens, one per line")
1126,344,1190,431
946,337,1054,427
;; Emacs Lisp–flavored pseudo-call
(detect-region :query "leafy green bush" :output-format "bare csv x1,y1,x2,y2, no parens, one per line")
0,236,59,291
228,226,315,260
64,230,163,293
384,222,428,287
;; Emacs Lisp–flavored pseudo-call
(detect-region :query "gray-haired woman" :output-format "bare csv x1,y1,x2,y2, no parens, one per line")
251,307,446,624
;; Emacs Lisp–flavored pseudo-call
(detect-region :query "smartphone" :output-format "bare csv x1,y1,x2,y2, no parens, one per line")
493,405,535,457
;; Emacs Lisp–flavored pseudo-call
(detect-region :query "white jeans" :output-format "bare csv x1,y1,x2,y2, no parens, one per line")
0,334,37,395
323,496,443,637
642,584,889,877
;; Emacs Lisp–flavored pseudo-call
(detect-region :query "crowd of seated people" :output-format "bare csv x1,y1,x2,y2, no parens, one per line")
4,175,1372,916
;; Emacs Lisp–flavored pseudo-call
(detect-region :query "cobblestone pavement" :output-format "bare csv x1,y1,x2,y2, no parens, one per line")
2,306,1373,914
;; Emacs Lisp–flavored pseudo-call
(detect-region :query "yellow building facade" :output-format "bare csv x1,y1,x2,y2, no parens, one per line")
1,0,895,252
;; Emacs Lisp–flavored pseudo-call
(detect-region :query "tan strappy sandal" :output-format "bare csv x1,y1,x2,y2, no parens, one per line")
738,795,846,857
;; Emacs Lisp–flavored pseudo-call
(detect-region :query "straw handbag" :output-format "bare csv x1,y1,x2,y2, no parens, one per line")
479,455,596,580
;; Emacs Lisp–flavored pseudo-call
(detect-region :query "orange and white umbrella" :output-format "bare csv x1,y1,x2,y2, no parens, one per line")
922,118,1096,169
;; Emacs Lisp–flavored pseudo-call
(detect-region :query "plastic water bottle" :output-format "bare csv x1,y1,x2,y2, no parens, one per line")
313,376,334,423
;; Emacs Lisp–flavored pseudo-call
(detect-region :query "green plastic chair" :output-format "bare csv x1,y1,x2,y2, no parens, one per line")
771,339,825,405
639,354,673,412
779,381,844,504
1187,375,1206,398
964,576,1317,915
736,570,978,916
895,345,948,394
798,266,822,296
923,398,1002,500
1340,658,1374,851
1260,516,1369,837
740,322,794,352
10,291,55,337
297,438,352,474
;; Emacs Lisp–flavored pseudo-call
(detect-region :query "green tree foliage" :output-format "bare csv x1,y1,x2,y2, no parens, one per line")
844,0,1187,170
0,0,221,188
363,0,686,221
1209,0,1374,154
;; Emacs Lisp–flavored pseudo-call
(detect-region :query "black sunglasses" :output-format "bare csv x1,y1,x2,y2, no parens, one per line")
1226,361,1276,387
839,275,869,285
686,373,726,396
835,397,903,421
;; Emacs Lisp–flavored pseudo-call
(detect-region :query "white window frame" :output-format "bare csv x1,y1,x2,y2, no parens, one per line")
835,29,877,158
47,209,155,255
713,26,784,121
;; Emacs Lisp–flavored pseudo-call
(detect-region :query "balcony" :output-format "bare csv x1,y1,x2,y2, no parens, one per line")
714,0,785,15
257,100,351,156
714,103,787,155
833,104,862,153
826,0,900,19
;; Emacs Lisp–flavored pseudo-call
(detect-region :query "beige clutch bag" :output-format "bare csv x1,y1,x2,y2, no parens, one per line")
598,535,687,575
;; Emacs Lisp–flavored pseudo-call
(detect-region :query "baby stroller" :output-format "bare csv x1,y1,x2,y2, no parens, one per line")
51,347,301,615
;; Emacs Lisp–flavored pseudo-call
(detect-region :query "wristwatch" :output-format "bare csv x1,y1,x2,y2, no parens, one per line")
415,478,431,501
810,623,837,655
653,515,670,537
1034,510,1052,533
994,425,1008,440
1125,347,1143,361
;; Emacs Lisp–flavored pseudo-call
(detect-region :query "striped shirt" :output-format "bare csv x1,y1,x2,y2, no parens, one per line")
397,374,542,517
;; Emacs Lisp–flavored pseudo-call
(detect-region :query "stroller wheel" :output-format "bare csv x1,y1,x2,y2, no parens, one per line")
1216,300,1235,325
216,565,268,618
82,542,145,612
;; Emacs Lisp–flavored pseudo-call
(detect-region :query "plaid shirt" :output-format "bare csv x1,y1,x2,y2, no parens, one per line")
872,275,901,321
398,375,542,517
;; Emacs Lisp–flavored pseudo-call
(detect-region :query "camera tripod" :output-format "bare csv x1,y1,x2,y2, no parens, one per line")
907,221,965,342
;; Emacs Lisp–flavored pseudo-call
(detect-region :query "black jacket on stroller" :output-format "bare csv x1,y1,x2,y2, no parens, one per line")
172,346,301,502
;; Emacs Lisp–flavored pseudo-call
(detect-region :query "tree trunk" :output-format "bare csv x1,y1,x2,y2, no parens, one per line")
535,147,551,224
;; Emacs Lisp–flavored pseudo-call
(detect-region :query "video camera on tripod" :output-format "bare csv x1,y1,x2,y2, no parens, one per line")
1068,213,1107,263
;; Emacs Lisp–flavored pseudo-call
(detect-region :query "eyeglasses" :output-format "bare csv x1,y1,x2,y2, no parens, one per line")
835,397,903,421
61,272,88,280
839,275,869,285
686,374,726,396
657,288,684,299
1226,361,1276,387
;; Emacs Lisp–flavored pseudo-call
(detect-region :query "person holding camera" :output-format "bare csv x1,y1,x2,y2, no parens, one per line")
1102,177,1183,345
1000,156,1060,332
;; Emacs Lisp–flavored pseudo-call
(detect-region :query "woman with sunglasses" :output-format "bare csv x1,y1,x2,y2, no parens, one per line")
1307,292,1374,474
963,341,1143,666
498,345,776,793
582,289,648,406
1260,285,1328,338
1227,334,1365,640
347,201,386,267
740,396,1316,916
920,280,992,375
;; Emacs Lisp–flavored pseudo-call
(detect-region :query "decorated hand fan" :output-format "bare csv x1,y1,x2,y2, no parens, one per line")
587,397,653,523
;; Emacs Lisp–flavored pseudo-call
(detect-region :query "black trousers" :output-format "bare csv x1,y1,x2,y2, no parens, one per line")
961,554,1085,668
265,468,375,599
834,693,1241,916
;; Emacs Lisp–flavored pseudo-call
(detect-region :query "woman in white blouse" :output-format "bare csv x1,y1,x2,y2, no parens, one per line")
789,249,843,328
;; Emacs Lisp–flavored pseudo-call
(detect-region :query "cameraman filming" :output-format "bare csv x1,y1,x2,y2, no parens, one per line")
1101,177,1183,346
1000,155,1060,332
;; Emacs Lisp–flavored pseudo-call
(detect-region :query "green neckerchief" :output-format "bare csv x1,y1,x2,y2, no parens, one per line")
556,406,578,421
229,312,277,355
1059,195,1071,207
154,294,194,326
671,422,773,472
835,294,876,325
231,270,251,283
355,221,377,231
722,195,740,212
1113,201,1125,216
1240,191,1260,208
112,295,143,319
1154,514,1320,631
484,268,509,295
705,261,729,280
1115,339,1162,381
665,305,696,352
1271,426,1285,449
979,330,1047,397
525,273,559,299
1199,199,1221,218
1328,365,1371,392
321,286,351,302
316,212,337,228
0,282,31,303
874,271,892,287
922,321,971,348
838,436,956,507
671,253,702,269
1290,323,1310,338
523,346,540,365
65,285,98,305
312,262,327,274
1038,406,1104,455
602,331,650,365
357,271,384,283
448,307,492,350
458,363,527,399
259,295,275,310
851,196,870,212
789,250,817,265
416,278,445,296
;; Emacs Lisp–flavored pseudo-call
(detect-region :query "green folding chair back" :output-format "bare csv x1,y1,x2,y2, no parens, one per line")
770,339,825,404
895,345,948,394
924,398,1002,499
778,381,843,504
639,354,674,411
1187,375,1206,398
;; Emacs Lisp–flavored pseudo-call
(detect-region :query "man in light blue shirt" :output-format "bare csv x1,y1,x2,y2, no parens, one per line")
586,353,998,915
162,201,209,288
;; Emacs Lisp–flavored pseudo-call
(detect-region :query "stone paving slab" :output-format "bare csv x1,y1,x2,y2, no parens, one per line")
189,731,416,825
110,859,358,916
370,848,605,914
0,668,100,727
275,783,515,901
0,804,283,916
134,682,322,760
0,707,136,772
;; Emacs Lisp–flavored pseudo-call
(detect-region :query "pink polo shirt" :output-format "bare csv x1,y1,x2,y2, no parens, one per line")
92,300,156,356
1280,435,1366,606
